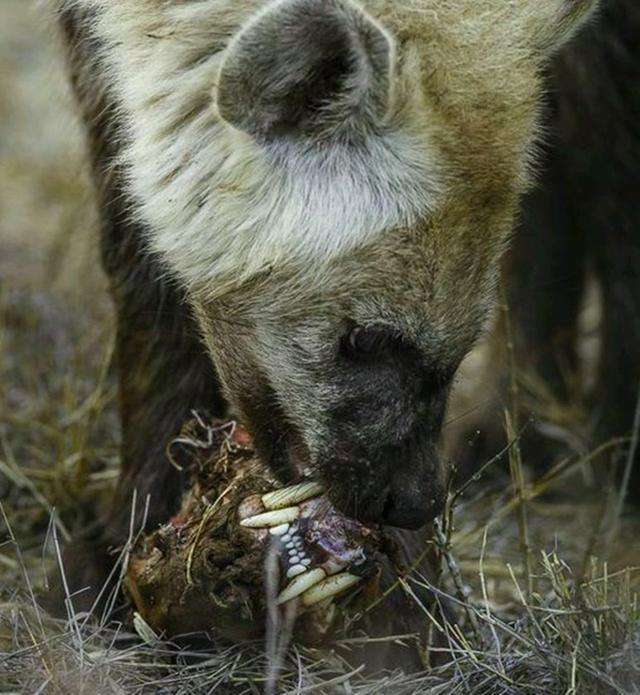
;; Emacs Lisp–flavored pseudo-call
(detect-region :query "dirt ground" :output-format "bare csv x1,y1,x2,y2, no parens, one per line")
1,2,639,693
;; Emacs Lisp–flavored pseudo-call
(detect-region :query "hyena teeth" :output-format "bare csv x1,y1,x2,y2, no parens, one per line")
240,507,300,528
278,568,326,604
324,560,347,576
286,564,307,580
269,524,290,536
301,573,361,607
261,482,324,511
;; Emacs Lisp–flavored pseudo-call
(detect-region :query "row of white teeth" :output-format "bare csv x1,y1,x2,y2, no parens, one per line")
271,522,361,607
240,482,362,607
240,481,325,529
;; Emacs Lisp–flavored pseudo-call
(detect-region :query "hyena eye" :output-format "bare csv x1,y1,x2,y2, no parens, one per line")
342,325,398,359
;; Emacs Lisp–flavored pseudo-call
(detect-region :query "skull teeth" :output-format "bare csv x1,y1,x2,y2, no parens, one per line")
269,524,290,536
240,506,299,528
301,573,361,607
261,482,324,511
286,564,308,579
277,568,326,604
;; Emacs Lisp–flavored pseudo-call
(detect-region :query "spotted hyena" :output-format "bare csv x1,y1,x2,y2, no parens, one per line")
53,0,601,608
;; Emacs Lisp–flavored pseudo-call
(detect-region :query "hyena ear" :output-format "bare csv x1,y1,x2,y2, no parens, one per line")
216,0,394,140
533,0,599,57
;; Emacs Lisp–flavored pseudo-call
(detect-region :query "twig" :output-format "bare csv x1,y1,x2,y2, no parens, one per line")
0,503,46,639
433,517,481,643
51,510,84,663
455,437,628,549
186,480,235,585
505,410,534,598
98,489,150,626
450,417,532,507
280,665,365,694
479,528,503,676
609,380,640,544
0,436,70,542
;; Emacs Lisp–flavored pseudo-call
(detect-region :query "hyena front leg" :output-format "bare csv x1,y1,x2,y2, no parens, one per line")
108,266,225,541
588,196,640,495
509,146,587,403
553,1,640,496
499,146,588,472
55,7,225,607
60,247,225,612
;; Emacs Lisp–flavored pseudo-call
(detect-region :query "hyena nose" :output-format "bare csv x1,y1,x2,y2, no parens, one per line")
376,443,445,529
381,489,432,530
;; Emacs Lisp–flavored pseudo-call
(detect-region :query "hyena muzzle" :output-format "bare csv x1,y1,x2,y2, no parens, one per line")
53,0,597,604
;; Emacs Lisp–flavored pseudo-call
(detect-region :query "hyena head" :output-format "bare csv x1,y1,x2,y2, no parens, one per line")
92,0,597,527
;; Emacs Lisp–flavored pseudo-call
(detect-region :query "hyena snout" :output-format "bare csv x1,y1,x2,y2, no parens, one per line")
303,324,453,530
382,452,445,529
325,425,446,530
